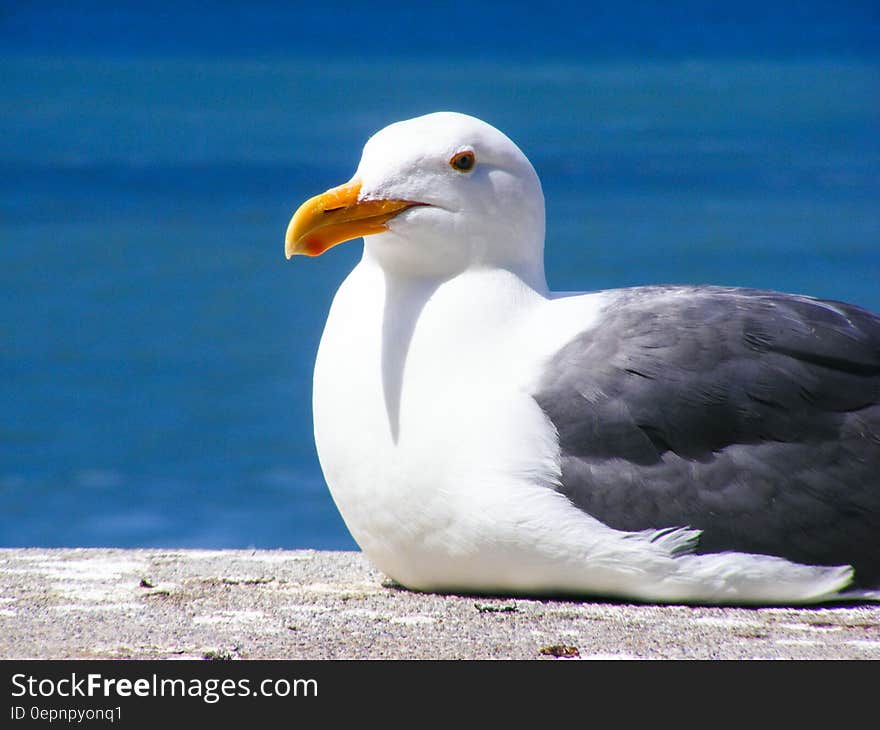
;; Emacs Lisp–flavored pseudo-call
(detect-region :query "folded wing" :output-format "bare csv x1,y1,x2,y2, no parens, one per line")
534,286,880,586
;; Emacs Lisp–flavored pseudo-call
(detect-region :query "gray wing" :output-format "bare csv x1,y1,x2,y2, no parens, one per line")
533,286,880,587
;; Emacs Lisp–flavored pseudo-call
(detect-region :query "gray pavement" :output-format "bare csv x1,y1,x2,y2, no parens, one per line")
1,548,879,659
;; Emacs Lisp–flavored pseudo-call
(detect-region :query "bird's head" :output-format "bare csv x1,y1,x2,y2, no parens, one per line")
285,112,545,279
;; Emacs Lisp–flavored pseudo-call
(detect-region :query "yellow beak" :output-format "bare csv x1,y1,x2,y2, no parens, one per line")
285,179,423,259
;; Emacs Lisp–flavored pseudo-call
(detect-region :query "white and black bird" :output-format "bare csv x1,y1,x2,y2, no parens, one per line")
285,112,880,605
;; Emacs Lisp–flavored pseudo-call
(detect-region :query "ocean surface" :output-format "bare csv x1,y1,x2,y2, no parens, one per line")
1,4,878,549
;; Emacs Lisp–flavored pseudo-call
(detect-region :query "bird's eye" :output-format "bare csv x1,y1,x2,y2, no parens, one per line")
450,150,475,172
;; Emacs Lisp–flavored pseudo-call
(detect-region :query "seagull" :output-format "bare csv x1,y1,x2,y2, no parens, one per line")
285,111,880,605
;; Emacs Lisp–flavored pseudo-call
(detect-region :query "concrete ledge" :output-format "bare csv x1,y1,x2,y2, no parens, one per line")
1,548,879,660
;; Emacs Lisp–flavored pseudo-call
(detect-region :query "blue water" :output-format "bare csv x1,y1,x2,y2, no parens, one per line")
1,4,878,549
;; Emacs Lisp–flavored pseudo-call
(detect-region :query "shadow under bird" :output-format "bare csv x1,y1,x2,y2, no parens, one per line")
284,112,880,605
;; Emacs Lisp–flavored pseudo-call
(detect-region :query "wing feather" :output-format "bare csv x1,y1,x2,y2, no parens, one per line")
533,286,880,586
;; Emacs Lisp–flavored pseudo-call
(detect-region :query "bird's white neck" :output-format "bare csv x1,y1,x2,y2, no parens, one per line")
314,251,549,450
362,230,549,296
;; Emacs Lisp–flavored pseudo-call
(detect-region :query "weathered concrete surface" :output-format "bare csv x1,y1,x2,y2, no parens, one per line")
1,548,879,660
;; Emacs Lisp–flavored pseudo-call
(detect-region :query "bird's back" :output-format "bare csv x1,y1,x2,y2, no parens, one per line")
534,285,880,586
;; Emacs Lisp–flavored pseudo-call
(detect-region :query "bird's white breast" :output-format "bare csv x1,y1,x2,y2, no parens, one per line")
311,255,616,590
